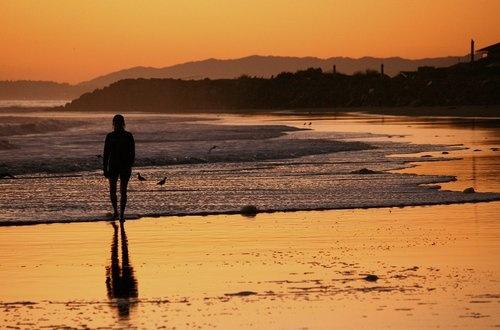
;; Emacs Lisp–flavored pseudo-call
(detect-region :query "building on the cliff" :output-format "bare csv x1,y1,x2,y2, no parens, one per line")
477,42,500,61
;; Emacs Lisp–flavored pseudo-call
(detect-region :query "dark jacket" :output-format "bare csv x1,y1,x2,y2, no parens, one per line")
103,130,135,174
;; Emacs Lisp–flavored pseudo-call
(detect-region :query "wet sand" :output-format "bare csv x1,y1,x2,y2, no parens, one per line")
0,203,499,328
0,112,499,328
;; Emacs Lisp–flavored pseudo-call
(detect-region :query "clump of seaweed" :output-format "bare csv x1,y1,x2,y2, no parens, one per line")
240,205,258,217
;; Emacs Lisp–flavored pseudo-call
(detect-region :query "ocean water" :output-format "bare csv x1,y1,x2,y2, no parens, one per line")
0,111,499,224
0,100,69,108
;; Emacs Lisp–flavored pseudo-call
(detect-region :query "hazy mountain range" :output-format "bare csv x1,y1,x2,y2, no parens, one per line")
1,54,469,101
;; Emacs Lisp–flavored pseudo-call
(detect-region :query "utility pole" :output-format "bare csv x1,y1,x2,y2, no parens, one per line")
470,39,475,63
380,63,384,75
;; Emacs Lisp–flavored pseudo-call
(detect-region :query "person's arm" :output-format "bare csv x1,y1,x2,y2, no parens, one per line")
103,134,110,177
130,133,135,167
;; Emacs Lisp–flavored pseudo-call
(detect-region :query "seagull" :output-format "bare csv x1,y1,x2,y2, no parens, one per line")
157,177,167,186
208,145,219,154
0,172,15,179
137,173,147,181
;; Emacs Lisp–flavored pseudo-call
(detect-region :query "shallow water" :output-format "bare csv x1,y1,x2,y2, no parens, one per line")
0,111,499,224
275,113,500,192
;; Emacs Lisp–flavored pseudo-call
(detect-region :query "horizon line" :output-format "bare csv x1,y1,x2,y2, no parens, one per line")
2,52,472,85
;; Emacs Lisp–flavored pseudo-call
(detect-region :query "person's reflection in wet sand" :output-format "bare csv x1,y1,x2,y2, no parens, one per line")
106,221,138,319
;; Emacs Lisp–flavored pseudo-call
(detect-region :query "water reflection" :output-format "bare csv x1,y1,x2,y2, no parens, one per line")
106,221,138,318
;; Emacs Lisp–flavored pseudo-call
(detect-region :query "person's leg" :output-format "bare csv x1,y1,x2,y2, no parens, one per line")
109,175,119,219
119,170,131,221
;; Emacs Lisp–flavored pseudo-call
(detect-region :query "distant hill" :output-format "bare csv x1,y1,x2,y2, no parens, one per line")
1,55,469,101
78,55,469,91
64,58,499,112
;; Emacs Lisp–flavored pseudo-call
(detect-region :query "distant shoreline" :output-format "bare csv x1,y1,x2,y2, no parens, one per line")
287,106,500,118
1,105,499,118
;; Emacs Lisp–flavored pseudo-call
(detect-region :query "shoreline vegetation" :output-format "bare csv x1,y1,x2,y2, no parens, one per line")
59,59,499,115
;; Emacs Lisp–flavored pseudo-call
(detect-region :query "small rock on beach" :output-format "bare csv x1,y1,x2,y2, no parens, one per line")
363,274,379,282
350,168,382,175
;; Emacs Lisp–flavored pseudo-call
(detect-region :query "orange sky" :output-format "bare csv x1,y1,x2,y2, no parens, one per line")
1,0,499,83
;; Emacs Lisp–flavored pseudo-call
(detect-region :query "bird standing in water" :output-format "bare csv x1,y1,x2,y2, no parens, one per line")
137,173,146,181
208,145,218,154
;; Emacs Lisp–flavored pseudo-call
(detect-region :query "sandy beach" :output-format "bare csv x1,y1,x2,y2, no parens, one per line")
1,203,499,328
0,112,499,328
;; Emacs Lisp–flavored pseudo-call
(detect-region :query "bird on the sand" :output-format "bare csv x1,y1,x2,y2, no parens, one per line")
208,145,219,154
157,177,167,186
137,173,147,181
308,122,312,125
0,172,15,179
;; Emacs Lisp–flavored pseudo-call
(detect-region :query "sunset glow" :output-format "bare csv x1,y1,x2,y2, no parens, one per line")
1,0,500,83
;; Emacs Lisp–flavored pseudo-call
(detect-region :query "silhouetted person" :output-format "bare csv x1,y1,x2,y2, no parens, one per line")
103,114,135,221
106,221,138,318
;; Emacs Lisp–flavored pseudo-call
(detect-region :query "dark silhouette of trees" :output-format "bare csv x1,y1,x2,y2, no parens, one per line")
65,59,500,112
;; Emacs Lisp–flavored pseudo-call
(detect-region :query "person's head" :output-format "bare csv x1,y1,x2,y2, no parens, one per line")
112,114,125,131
